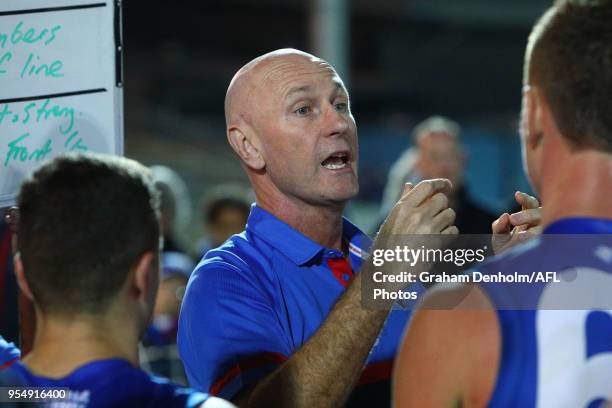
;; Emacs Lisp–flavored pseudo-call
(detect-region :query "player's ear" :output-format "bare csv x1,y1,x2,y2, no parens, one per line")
227,125,266,171
14,253,34,301
525,86,544,150
131,251,159,306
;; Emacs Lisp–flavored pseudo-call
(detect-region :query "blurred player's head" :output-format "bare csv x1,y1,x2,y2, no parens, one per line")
413,116,465,189
15,153,161,334
520,0,612,193
205,196,250,247
150,165,191,247
225,48,358,211
153,251,194,319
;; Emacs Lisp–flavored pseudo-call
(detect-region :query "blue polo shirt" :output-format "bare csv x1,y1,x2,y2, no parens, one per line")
178,205,412,400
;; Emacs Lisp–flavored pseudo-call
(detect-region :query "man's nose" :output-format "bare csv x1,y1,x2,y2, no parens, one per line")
322,103,349,137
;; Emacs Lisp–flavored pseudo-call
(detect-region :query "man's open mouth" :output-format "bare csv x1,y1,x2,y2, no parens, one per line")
321,151,350,170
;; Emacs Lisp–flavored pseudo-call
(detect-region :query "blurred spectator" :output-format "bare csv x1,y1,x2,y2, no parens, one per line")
140,251,194,384
197,194,250,256
151,165,193,254
146,252,194,345
383,116,496,234
414,116,496,234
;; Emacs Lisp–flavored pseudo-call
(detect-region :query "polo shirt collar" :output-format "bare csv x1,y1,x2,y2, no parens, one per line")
246,204,371,266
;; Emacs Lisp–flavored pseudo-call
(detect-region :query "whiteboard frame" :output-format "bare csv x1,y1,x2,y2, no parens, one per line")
0,1,124,207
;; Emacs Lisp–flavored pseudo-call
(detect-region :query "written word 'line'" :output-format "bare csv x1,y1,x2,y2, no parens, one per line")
0,3,106,17
0,88,107,104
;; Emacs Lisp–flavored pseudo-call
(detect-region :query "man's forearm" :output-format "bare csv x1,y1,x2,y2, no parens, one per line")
242,269,389,408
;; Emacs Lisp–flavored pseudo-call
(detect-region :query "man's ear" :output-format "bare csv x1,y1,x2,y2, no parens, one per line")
526,86,544,150
14,254,34,301
227,125,266,170
131,251,158,304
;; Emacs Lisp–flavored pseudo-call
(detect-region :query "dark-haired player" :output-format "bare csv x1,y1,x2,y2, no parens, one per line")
0,153,233,408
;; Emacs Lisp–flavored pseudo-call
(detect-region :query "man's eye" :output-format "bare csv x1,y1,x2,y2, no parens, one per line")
334,102,347,112
295,106,311,116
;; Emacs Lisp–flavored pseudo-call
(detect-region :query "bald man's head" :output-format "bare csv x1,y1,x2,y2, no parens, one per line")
225,49,329,127
224,48,359,209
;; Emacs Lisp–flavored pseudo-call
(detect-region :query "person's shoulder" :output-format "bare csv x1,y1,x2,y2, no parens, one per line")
395,283,499,407
409,281,500,357
0,359,27,386
192,230,274,284
0,358,228,408
200,230,268,267
182,231,276,315
72,360,226,408
404,282,498,356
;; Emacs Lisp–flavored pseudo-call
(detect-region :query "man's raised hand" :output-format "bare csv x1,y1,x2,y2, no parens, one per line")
492,191,542,254
380,179,458,236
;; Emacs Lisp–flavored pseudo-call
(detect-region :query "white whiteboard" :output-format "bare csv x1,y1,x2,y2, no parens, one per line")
0,0,123,207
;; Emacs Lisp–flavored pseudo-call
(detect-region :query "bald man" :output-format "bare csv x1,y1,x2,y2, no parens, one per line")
178,49,458,407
